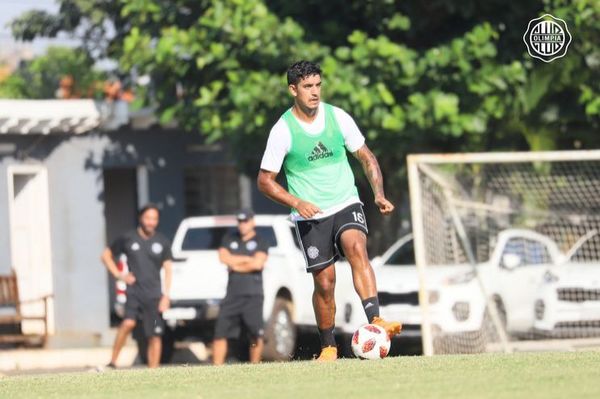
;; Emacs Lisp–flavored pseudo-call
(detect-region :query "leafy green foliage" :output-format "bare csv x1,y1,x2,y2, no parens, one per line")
0,47,105,99
10,1,598,159
7,0,598,251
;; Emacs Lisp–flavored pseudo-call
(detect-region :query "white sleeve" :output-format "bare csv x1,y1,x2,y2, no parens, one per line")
333,106,365,153
260,119,291,173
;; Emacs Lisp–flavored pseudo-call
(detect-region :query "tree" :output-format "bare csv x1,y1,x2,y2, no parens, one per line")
12,1,598,154
265,1,599,248
11,0,599,251
0,46,105,99
10,0,324,172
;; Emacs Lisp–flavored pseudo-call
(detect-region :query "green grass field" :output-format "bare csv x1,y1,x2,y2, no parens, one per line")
2,351,600,399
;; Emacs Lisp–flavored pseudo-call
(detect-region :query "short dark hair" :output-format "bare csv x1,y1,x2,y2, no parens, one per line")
287,61,322,86
138,203,160,218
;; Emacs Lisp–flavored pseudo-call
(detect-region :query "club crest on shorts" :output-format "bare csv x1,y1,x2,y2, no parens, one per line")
151,242,163,254
307,246,319,259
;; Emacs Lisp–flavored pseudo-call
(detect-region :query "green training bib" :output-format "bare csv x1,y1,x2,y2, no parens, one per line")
282,103,359,213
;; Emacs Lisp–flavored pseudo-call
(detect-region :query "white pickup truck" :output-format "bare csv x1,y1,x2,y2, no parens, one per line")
161,214,362,360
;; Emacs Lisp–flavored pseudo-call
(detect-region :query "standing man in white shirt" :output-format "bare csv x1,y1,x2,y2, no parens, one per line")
257,60,402,361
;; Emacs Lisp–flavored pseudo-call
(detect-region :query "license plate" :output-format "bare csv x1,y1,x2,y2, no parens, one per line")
163,307,197,320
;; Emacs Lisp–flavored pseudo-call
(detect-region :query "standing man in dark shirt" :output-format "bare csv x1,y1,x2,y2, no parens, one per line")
101,204,173,369
212,209,269,365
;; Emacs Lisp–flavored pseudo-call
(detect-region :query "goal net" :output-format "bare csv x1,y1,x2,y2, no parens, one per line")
407,151,600,355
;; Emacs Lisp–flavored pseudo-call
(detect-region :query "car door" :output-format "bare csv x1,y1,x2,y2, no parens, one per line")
496,237,554,332
169,225,232,301
376,237,424,328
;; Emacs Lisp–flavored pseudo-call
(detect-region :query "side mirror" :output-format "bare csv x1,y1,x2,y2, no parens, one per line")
502,253,522,270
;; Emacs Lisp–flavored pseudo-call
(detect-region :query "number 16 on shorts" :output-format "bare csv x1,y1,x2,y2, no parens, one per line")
352,211,365,224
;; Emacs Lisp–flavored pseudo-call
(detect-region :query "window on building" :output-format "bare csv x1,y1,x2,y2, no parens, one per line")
184,165,240,216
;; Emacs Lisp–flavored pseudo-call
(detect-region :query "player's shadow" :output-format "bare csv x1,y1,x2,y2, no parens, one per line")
293,332,422,360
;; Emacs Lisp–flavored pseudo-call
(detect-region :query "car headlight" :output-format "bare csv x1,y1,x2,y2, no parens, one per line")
444,271,476,285
543,270,559,283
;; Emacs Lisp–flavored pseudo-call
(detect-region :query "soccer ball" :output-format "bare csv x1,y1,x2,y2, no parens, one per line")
351,324,391,360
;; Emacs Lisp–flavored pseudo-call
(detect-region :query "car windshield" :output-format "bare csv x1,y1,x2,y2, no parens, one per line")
181,226,278,251
568,234,600,263
384,239,415,266
502,237,552,266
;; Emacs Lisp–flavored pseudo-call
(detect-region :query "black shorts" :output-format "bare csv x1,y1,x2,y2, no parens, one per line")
214,294,264,340
294,202,368,272
124,294,165,338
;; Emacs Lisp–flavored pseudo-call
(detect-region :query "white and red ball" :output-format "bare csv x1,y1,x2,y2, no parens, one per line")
351,324,391,360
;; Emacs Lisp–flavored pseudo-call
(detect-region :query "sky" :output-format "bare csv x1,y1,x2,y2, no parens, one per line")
0,0,78,66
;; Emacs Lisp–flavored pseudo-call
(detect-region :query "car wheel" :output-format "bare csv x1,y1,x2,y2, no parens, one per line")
492,296,508,338
263,298,296,361
481,296,509,343
133,323,148,365
160,326,175,364
337,332,356,358
494,297,508,329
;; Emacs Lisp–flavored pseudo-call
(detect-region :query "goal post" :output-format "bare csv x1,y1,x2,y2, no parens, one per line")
408,150,600,355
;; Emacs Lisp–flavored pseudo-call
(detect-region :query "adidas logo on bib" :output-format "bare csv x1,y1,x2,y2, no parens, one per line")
307,141,333,162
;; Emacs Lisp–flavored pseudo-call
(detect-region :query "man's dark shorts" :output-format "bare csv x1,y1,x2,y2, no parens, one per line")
124,294,165,338
294,202,368,272
214,294,264,340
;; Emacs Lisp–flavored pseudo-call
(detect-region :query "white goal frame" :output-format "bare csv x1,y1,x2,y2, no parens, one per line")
407,149,600,356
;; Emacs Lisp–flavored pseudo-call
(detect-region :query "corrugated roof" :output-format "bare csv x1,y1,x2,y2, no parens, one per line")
0,99,129,134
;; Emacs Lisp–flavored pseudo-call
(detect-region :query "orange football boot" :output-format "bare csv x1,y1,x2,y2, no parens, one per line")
372,316,402,338
316,346,338,362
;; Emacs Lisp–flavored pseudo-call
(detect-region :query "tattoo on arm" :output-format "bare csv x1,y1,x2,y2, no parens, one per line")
354,145,385,198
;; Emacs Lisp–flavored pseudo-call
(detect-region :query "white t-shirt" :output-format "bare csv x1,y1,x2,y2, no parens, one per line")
260,102,365,173
260,102,366,220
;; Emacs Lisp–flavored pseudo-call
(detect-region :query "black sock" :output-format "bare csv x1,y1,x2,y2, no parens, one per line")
318,326,336,348
362,296,380,323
